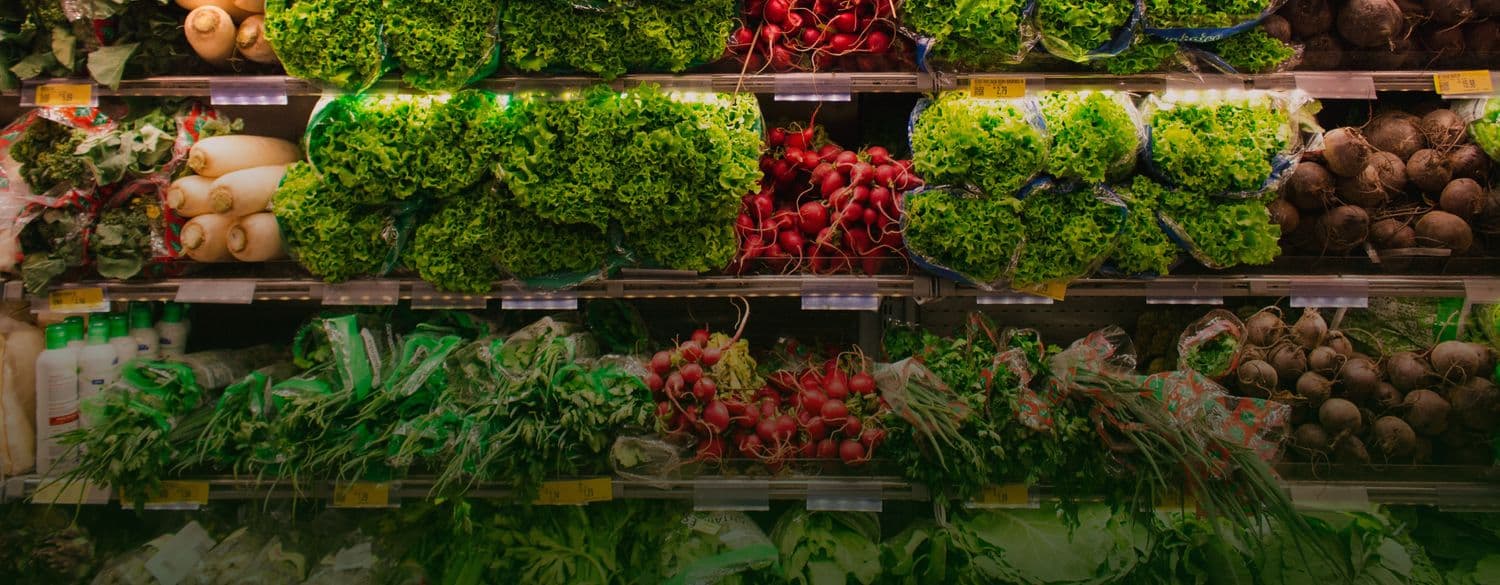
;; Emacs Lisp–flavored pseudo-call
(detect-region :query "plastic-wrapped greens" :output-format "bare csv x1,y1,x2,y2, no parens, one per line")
1142,90,1313,198
264,0,386,92
901,186,1024,288
901,0,1035,71
1033,0,1145,62
909,93,1048,197
272,162,396,282
384,0,500,91
1039,90,1144,183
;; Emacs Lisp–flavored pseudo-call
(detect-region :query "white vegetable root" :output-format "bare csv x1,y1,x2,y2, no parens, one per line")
188,135,302,178
210,165,287,216
167,175,216,217
181,214,236,262
185,6,236,68
236,15,278,65
228,213,287,262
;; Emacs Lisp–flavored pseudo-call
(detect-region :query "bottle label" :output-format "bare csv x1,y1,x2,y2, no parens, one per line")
48,411,79,425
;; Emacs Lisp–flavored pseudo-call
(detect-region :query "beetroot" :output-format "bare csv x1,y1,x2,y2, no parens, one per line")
1373,382,1404,409
1365,112,1426,160
1430,340,1488,382
1263,15,1293,41
1372,416,1418,458
1440,178,1486,220
1301,34,1345,69
1406,149,1454,194
1286,161,1338,211
1449,144,1491,181
1236,359,1280,396
1337,357,1382,403
1309,346,1344,377
1415,210,1474,252
1246,308,1286,346
1337,0,1406,48
1268,198,1301,234
1319,397,1363,434
1402,388,1451,435
1298,371,1336,404
1316,205,1371,252
1369,218,1417,249
1334,434,1371,463
1421,109,1468,147
1269,342,1310,382
1322,127,1375,177
1340,153,1404,207
1286,0,1335,37
1427,0,1477,26
1449,377,1500,431
1386,351,1437,391
1292,423,1332,456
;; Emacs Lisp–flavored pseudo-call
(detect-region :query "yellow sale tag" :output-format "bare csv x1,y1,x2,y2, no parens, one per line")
1435,71,1494,95
48,288,107,313
138,481,210,506
978,484,1030,506
969,77,1026,99
35,83,94,107
533,478,613,505
331,482,390,508
33,479,110,505
1012,282,1068,302
1156,489,1198,512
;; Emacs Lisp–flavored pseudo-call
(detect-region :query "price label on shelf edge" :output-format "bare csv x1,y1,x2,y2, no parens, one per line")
969,77,1027,99
47,287,109,313
533,478,612,505
1435,71,1495,96
132,481,210,509
971,484,1032,508
32,479,110,505
331,482,392,509
32,82,96,107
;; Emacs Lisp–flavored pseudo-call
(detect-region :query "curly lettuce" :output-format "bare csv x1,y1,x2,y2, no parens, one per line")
385,0,499,91
492,197,611,280
1091,37,1179,74
901,0,1029,69
1208,28,1295,74
1135,176,1280,268
631,221,736,273
911,92,1048,197
264,0,385,92
903,189,1024,284
1013,185,1125,287
1110,179,1179,275
408,184,505,293
499,0,734,79
1146,93,1294,195
272,162,392,282
1146,0,1272,29
1035,0,1135,62
1470,99,1500,161
1040,91,1141,183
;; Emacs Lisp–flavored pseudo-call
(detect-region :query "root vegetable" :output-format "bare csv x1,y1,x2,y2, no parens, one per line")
235,15,278,65
1246,308,1286,346
1341,152,1404,207
175,0,253,21
1448,377,1500,431
1322,127,1375,177
209,164,287,216
1268,198,1301,234
1299,371,1336,404
1309,346,1344,377
1366,112,1426,160
1286,161,1338,211
1316,205,1370,252
233,0,264,13
185,6,236,68
1422,109,1468,147
167,175,215,217
1334,434,1371,463
1338,357,1382,403
1337,0,1406,48
1369,218,1416,249
1440,178,1485,220
1373,382,1403,409
1292,423,1332,456
1319,397,1363,434
1301,34,1345,69
1449,144,1492,181
227,213,287,262
1236,359,1279,396
1386,351,1437,391
1428,0,1478,25
1431,340,1489,382
1269,342,1310,382
181,214,235,262
1326,331,1356,357
1287,0,1335,37
188,135,302,178
1263,15,1293,41
1293,309,1329,349
1414,210,1474,252
1372,416,1417,458
1243,345,1267,363
1402,388,1451,435
1406,149,1454,194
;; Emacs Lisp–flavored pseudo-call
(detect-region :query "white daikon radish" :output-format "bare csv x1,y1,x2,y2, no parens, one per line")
188,135,301,178
235,14,278,64
185,6,236,68
228,213,287,262
0,312,42,477
181,214,236,262
234,0,265,14
210,165,287,216
175,0,253,21
167,175,216,217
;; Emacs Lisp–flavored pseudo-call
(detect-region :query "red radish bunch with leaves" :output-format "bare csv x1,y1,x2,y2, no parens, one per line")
752,351,889,468
728,0,911,73
730,123,923,275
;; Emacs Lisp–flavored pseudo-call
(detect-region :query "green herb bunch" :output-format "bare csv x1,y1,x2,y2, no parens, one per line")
499,0,734,79
902,189,1024,284
901,0,1030,68
911,92,1048,197
1014,185,1126,287
1035,0,1136,62
272,162,393,282
264,0,385,92
384,0,498,91
1208,28,1295,74
92,200,154,280
1147,92,1293,195
1040,91,1141,183
1146,0,1272,29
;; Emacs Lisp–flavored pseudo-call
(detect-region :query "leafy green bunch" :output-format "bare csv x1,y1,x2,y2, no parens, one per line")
1128,176,1281,269
911,92,1048,197
902,189,1024,285
771,511,882,585
19,206,86,295
901,0,1030,69
499,0,734,79
80,101,240,185
264,0,385,92
1091,36,1179,74
384,0,498,91
495,84,760,273
1040,91,1141,183
1108,179,1178,275
272,162,394,282
1035,0,1137,62
1146,92,1294,195
1208,28,1295,74
1014,184,1126,287
11,118,89,195
1146,0,1272,29
92,198,154,280
307,90,504,205
1470,99,1500,161
491,198,611,280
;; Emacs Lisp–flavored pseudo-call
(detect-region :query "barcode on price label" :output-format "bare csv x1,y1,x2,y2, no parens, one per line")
1435,71,1495,96
134,481,210,509
533,478,613,505
48,288,109,313
331,482,391,508
34,83,95,107
969,78,1026,99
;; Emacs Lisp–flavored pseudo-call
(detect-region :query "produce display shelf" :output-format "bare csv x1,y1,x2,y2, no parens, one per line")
947,275,1498,301
2,71,1489,100
7,472,1497,509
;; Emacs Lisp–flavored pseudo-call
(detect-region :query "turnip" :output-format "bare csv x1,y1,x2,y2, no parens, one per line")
1292,423,1332,456
1372,415,1418,459
1414,210,1474,252
1327,331,1356,357
1322,127,1376,177
1246,308,1287,346
1373,382,1404,409
185,6,235,68
1449,144,1492,181
1337,0,1406,48
1299,371,1336,404
1338,357,1382,403
1236,359,1279,396
188,135,301,178
1293,309,1329,349
1422,109,1469,147
1369,218,1417,249
1319,397,1363,434
235,14,277,65
1402,389,1451,435
1334,434,1371,463
1406,149,1454,194
1448,377,1500,431
167,175,215,217
1269,342,1310,382
1316,205,1370,252
1387,351,1437,391
1309,346,1345,377
1286,0,1335,37
1440,178,1486,220
1431,340,1487,382
227,212,286,262
1286,161,1338,211
1366,112,1426,161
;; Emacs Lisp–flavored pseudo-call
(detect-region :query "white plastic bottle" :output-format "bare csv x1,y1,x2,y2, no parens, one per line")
35,324,79,475
77,318,117,426
108,314,137,369
129,303,159,360
157,302,189,359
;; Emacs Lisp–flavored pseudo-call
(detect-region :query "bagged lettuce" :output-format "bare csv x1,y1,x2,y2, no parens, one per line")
384,0,499,91
909,93,1048,197
901,0,1034,71
264,0,387,92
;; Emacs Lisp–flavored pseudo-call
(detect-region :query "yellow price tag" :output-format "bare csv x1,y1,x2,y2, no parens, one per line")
1156,489,1198,512
1012,282,1068,302
33,479,110,505
331,482,390,508
978,484,1030,506
969,77,1027,99
135,481,210,506
533,478,613,505
35,83,94,107
1435,71,1494,95
47,288,107,313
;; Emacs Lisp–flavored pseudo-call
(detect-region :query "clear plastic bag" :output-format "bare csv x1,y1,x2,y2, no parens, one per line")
1142,0,1289,43
1011,179,1129,289
900,186,1024,290
660,511,780,585
902,0,1037,72
1456,98,1500,161
1141,89,1317,198
1034,0,1146,62
1176,309,1247,380
908,93,1049,198
264,0,390,93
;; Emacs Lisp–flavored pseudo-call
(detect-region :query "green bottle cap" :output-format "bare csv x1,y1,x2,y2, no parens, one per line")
87,318,110,345
44,324,70,350
64,317,84,341
109,314,129,338
129,304,153,329
161,302,184,324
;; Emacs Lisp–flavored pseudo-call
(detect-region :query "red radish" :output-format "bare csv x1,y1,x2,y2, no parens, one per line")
863,208,878,225
800,201,830,234
646,372,664,392
752,194,773,219
731,27,754,47
829,11,858,33
693,377,718,402
786,128,809,150
835,150,859,170
799,369,824,391
760,23,785,45
665,372,686,397
869,186,893,213
774,415,797,441
680,362,704,385
817,438,839,458
863,30,892,53
800,27,824,46
861,427,885,449
828,33,858,53
701,346,723,367
696,436,725,461
844,416,862,436
740,405,761,429
800,440,818,459
840,203,865,228
764,0,789,22
805,416,828,440
851,185,871,204
783,12,804,32
839,440,866,465
740,434,764,455
680,342,704,363
703,400,731,432
656,401,674,419
769,127,786,148
691,328,711,347
850,162,874,186
874,164,897,186
818,144,841,161
850,372,875,395
820,169,846,197
796,405,813,424
778,230,805,255
824,378,849,400
756,418,778,442
866,146,893,165
801,389,828,414
821,399,849,425
651,351,673,375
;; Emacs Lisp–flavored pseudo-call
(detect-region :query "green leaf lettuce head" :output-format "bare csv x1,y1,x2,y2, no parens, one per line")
490,192,611,280
1147,0,1273,29
901,0,1030,69
1464,98,1500,161
1041,91,1142,183
1091,36,1178,74
272,162,392,282
1013,184,1126,287
499,0,734,79
1109,180,1178,275
630,220,737,274
1035,0,1136,62
384,0,498,92
911,93,1048,197
1132,176,1281,269
1207,28,1295,74
1146,91,1295,195
307,90,504,205
903,188,1024,284
264,0,385,92
408,184,507,294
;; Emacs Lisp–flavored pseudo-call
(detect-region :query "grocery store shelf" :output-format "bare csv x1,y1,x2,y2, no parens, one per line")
2,71,1487,100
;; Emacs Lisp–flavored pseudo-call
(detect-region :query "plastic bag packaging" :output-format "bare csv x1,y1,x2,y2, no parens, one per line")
1187,30,1303,75
1011,179,1128,289
0,305,42,477
1039,91,1144,184
901,0,1037,71
383,0,500,92
272,162,406,283
1140,89,1316,198
1034,0,1145,63
498,0,735,79
1142,0,1289,43
90,522,215,585
900,186,1024,290
264,0,389,93
909,93,1049,197
182,528,304,585
1456,98,1500,161
175,344,286,390
14,198,92,295
660,511,780,585
1176,309,1246,380
0,107,116,202
302,541,376,585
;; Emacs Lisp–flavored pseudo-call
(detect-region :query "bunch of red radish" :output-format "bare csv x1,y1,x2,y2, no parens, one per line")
730,124,923,275
728,0,910,73
645,328,887,469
